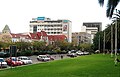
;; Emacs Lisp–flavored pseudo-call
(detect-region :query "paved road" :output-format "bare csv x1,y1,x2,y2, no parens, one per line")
29,54,69,64
0,54,70,70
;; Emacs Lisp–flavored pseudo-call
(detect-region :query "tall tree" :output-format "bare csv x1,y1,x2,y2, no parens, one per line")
98,0,120,18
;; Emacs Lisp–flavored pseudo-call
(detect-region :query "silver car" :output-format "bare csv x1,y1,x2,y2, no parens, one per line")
0,58,7,68
18,56,32,65
37,55,51,61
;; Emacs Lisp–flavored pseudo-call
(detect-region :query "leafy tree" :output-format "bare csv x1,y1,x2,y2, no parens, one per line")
98,0,120,18
46,44,54,51
32,41,46,51
79,43,93,52
93,31,104,51
15,42,31,51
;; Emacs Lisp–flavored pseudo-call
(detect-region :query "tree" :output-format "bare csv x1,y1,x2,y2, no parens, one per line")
32,41,46,51
93,31,104,51
15,42,31,51
79,43,93,52
98,0,120,18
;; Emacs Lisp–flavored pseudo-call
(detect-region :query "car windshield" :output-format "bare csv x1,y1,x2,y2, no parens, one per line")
12,58,17,61
40,56,48,58
21,57,30,60
0,59,4,62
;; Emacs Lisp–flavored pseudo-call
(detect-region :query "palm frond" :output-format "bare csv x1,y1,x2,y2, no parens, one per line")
98,0,104,6
106,0,120,18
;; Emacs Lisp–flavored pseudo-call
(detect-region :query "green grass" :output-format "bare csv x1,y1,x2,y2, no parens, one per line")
0,54,120,77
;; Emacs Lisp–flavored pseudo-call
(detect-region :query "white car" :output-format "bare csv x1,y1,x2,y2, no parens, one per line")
83,52,90,55
76,51,84,55
18,56,32,65
37,55,51,61
67,53,77,57
0,58,7,68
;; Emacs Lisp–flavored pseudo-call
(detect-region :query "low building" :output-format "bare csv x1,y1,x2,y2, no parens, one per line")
81,22,102,43
72,32,91,45
0,25,67,44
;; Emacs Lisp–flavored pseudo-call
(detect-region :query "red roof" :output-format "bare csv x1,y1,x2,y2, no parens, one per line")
11,33,21,38
29,33,40,40
11,33,31,39
11,31,67,42
48,35,67,41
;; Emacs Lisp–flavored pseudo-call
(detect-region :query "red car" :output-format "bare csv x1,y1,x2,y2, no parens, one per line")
6,57,23,66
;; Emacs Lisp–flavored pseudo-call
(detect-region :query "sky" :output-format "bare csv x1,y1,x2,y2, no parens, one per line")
0,0,119,33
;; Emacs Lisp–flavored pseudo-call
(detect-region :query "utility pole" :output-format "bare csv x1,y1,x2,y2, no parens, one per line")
111,24,113,57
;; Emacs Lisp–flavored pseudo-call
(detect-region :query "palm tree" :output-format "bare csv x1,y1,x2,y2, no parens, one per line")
98,0,120,18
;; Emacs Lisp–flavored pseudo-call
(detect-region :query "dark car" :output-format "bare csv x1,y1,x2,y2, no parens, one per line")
0,51,7,57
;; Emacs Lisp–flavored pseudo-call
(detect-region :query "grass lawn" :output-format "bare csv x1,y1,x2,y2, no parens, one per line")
0,54,120,77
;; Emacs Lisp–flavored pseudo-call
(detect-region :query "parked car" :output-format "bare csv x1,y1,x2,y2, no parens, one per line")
68,50,77,54
0,51,7,57
0,58,7,68
37,55,51,61
67,53,77,57
6,57,23,66
83,52,90,55
18,56,32,65
95,50,100,53
46,55,54,60
76,51,84,56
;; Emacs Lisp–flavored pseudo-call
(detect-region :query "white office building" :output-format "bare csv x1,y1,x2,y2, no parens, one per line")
81,22,102,43
29,17,72,42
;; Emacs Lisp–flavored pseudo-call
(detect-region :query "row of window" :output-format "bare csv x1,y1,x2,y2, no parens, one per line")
38,25,62,27
47,32,62,34
44,28,62,30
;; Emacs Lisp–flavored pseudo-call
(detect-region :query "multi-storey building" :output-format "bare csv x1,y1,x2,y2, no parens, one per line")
72,32,91,45
81,22,102,43
29,17,72,42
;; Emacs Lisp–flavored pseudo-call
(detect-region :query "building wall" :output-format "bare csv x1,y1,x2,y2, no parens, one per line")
72,32,91,45
82,22,102,43
0,32,12,42
81,26,86,32
29,17,72,43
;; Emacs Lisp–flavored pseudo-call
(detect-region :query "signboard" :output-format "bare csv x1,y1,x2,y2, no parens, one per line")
63,24,67,32
63,20,68,23
10,45,17,57
37,17,45,20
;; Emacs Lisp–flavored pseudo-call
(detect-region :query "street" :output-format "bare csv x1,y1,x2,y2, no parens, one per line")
29,54,69,64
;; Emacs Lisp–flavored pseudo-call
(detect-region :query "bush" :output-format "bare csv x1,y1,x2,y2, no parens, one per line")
0,52,10,58
17,50,33,56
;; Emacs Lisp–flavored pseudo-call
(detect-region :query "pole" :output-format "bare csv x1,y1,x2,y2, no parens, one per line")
114,9,118,65
111,25,113,57
103,31,105,54
99,35,100,52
